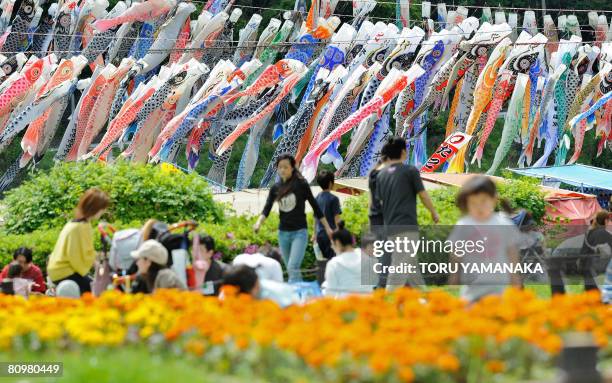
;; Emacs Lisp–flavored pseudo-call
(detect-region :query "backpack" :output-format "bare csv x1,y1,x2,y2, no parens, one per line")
109,229,142,271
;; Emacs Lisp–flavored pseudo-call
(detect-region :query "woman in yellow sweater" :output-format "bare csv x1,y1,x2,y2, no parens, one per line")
47,188,110,295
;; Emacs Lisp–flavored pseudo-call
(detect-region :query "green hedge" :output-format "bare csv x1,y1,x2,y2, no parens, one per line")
0,227,61,270
2,161,224,234
497,175,547,223
338,176,545,237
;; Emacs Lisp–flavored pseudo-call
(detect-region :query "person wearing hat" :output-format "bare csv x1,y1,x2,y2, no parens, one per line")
131,240,186,293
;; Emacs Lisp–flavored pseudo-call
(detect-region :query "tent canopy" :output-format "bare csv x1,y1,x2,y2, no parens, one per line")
333,177,443,195
507,164,612,191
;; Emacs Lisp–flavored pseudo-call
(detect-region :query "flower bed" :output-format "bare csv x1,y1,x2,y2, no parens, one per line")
1,289,609,382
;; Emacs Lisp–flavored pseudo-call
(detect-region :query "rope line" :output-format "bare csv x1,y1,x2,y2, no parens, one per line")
333,0,612,14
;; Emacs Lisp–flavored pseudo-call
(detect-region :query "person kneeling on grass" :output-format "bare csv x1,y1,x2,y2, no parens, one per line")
131,240,186,293
322,222,375,298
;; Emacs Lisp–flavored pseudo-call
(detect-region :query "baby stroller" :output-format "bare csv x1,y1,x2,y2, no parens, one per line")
512,210,547,282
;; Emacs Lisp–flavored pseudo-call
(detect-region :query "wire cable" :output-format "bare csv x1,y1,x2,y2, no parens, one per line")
334,0,612,14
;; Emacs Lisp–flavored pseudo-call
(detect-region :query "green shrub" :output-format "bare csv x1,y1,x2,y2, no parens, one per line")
497,177,547,223
339,187,463,237
202,214,280,260
341,193,370,236
0,227,61,270
2,161,224,234
417,187,463,225
337,178,546,230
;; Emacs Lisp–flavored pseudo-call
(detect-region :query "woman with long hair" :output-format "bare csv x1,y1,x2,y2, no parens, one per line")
254,154,333,282
47,188,110,295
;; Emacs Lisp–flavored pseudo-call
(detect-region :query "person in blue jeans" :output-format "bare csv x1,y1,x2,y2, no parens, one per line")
254,154,333,282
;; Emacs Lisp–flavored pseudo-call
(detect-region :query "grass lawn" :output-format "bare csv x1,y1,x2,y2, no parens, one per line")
0,348,262,383
436,278,596,299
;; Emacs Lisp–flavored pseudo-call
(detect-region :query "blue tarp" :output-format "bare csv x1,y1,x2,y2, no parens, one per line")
507,164,612,191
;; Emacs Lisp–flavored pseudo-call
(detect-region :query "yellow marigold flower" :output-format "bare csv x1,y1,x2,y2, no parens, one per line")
140,326,154,339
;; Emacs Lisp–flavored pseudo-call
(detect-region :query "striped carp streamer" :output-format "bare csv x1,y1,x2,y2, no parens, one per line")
0,0,609,192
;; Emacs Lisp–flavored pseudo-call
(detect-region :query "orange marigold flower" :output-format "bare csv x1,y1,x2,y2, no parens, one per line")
235,337,249,350
185,340,206,356
486,360,505,373
369,352,391,373
398,366,415,382
436,353,460,372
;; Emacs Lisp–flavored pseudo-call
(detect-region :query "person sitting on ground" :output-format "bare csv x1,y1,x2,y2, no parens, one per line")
47,188,110,295
0,248,45,293
130,240,186,294
313,170,342,260
220,264,260,297
193,234,226,295
322,222,374,297
0,264,23,295
223,260,299,307
232,247,284,283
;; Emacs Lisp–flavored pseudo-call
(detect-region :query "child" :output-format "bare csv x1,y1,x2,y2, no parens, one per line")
447,176,522,302
314,170,342,260
0,264,22,295
0,248,45,293
193,234,227,295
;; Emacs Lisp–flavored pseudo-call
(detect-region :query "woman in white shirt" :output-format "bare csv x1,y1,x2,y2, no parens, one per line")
322,222,374,297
